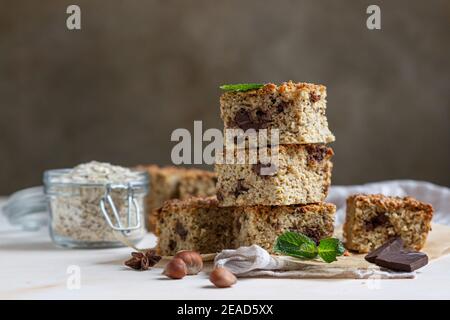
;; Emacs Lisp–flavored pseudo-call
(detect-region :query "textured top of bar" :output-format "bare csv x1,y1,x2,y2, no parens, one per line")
347,194,434,215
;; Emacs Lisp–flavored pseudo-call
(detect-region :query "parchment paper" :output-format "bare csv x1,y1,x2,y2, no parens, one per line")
214,223,450,279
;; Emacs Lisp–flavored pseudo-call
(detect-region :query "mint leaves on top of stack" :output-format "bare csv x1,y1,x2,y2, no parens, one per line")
274,231,345,263
219,83,264,92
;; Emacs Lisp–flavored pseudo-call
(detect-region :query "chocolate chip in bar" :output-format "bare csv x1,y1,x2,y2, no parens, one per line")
234,179,249,197
216,190,224,202
234,108,273,131
234,109,254,131
364,212,390,231
175,221,188,240
276,101,288,113
169,239,177,251
365,237,403,263
254,109,272,128
302,228,322,245
306,144,331,166
309,92,321,103
374,251,428,272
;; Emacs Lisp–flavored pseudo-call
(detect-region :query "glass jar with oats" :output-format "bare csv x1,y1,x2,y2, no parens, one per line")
44,161,148,248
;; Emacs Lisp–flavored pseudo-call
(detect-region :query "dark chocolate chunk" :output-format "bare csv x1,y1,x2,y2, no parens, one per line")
306,144,330,165
375,251,428,272
309,92,321,103
255,109,272,128
169,239,177,251
302,228,322,245
175,221,188,240
365,237,403,263
276,101,288,113
252,162,278,177
365,212,390,231
365,238,429,272
234,179,249,197
234,109,254,131
233,108,273,131
216,191,224,202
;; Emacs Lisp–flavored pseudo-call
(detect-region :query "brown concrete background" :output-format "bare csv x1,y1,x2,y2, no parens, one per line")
0,0,449,194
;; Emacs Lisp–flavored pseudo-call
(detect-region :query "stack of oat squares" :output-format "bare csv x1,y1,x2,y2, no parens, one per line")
156,81,336,255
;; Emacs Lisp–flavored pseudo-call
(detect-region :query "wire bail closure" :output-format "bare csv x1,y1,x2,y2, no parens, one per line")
100,183,141,234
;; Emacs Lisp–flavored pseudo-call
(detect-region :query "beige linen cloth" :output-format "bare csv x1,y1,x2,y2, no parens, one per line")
214,180,450,279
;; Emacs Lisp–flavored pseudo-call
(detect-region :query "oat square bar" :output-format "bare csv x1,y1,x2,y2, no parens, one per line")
215,144,333,206
155,197,235,256
344,194,433,253
235,203,336,252
136,165,216,231
156,196,336,255
220,81,335,145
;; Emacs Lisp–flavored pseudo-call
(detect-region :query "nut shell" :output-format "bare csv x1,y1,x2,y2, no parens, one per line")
163,258,187,279
209,267,237,288
175,251,203,275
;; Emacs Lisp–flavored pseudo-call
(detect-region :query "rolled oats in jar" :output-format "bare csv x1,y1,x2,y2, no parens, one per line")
44,161,148,248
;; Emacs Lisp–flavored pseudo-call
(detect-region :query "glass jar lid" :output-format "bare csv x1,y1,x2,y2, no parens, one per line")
44,169,149,191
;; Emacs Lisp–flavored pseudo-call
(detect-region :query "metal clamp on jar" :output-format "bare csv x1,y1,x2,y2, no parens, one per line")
100,183,142,233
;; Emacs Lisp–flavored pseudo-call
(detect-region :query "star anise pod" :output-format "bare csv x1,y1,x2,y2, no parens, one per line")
124,249,161,271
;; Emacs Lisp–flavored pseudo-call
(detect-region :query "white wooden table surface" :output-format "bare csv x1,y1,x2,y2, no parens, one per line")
1,196,449,300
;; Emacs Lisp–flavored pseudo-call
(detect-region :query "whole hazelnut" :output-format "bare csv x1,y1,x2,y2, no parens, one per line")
163,257,187,279
174,251,203,275
209,267,237,288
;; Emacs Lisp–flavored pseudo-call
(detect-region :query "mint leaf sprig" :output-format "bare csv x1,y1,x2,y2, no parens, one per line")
274,231,345,263
273,231,317,259
317,238,345,263
220,83,264,92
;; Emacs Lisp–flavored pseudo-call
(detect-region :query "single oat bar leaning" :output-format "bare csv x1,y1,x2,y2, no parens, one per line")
220,81,335,145
343,194,433,253
234,202,336,253
215,144,333,206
